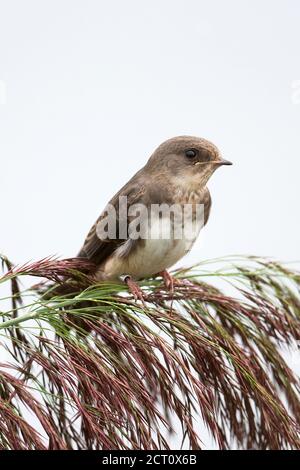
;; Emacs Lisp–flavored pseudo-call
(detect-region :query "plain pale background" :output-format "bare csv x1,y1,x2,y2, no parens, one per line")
0,0,299,448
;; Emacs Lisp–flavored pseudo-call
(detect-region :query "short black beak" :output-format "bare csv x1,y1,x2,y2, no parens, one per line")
218,158,233,166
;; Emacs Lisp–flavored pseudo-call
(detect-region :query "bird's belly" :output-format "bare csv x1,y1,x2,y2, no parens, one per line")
131,237,192,278
100,237,194,281
98,215,201,281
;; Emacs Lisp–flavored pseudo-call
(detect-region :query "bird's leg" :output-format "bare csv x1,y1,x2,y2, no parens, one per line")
158,270,193,292
120,275,147,304
158,270,178,293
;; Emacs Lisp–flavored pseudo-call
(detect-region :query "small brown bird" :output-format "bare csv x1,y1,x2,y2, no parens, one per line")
78,136,232,299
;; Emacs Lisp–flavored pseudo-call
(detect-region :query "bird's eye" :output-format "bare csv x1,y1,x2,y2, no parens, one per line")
185,149,198,159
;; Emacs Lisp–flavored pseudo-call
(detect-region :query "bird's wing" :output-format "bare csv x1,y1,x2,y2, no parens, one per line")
77,183,146,265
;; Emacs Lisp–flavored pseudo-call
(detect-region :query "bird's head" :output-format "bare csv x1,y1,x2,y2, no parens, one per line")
146,136,232,187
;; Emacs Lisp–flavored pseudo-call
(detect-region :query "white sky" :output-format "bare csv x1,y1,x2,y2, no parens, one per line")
0,0,299,449
0,0,300,265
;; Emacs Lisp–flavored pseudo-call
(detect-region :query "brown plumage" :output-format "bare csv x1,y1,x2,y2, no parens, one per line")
78,136,231,289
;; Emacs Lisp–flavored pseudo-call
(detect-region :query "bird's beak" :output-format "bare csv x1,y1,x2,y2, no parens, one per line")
218,158,232,166
194,158,233,167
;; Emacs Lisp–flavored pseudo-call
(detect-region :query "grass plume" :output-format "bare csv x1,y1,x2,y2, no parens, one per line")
0,253,299,449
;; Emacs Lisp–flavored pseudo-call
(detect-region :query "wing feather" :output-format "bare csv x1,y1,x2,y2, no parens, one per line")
77,183,146,265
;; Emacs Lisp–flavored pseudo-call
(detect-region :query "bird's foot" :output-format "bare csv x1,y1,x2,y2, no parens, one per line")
158,270,180,293
121,275,147,305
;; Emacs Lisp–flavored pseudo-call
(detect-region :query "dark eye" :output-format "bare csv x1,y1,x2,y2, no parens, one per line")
185,148,198,159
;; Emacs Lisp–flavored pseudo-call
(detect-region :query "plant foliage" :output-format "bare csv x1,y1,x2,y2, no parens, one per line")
0,254,299,449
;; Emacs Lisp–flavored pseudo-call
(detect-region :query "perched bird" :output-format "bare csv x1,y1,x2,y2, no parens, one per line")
78,136,232,299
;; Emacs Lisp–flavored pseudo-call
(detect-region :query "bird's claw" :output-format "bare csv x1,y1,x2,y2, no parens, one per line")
158,270,180,293
122,275,148,305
